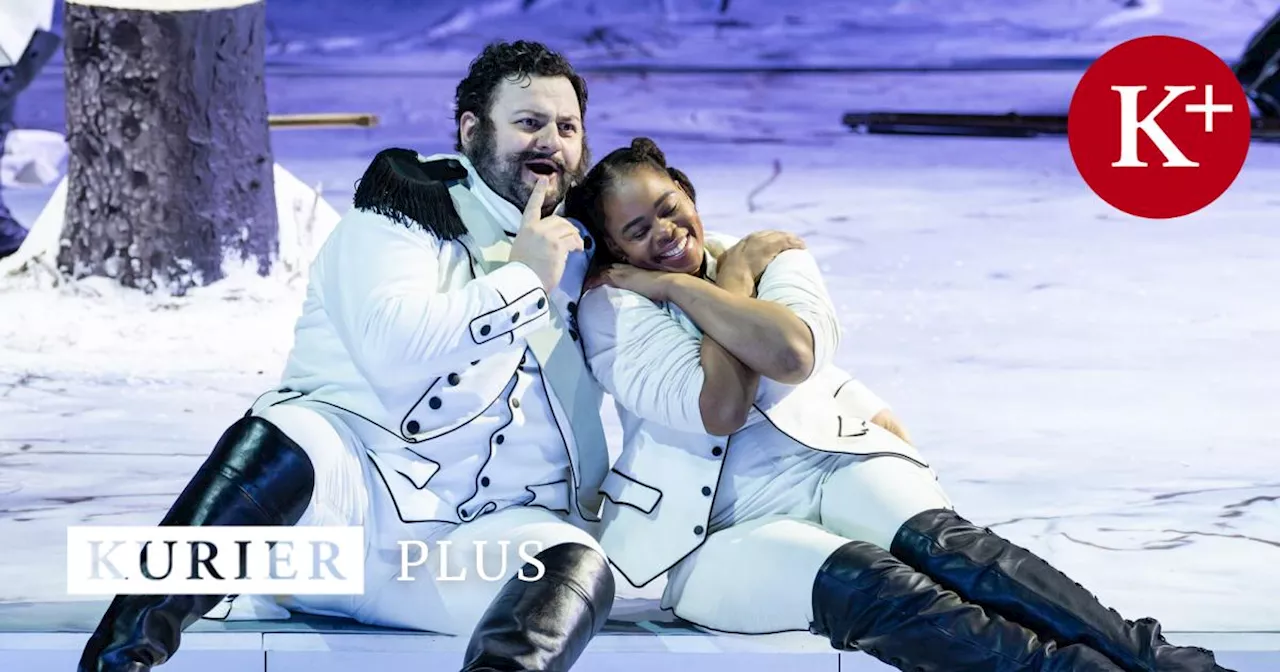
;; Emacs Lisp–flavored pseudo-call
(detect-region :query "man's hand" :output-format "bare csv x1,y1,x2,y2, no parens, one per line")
870,408,912,445
597,264,673,302
509,177,585,293
717,230,805,291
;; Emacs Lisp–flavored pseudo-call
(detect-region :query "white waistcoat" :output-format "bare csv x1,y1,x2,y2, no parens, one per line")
585,234,929,588
598,366,929,587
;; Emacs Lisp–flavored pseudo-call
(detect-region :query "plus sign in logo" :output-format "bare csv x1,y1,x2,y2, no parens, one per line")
1068,35,1252,219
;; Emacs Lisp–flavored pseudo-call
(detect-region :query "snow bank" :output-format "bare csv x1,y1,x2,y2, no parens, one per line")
1,129,66,190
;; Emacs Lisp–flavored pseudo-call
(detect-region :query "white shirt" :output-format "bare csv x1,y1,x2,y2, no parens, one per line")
582,239,862,437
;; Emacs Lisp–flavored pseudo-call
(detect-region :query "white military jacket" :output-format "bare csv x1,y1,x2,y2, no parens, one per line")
270,150,609,523
577,232,929,587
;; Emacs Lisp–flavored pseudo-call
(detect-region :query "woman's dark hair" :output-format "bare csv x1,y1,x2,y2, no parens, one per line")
564,137,696,278
453,40,589,150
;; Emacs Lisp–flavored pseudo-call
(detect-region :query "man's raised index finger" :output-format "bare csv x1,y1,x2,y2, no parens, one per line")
523,177,549,224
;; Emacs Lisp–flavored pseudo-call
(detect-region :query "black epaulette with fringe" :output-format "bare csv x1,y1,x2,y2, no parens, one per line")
352,148,470,241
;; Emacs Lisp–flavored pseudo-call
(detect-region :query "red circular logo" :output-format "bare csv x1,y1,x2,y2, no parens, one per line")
1068,35,1252,219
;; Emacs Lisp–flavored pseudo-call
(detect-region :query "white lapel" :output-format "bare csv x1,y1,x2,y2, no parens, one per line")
446,182,570,369
446,180,609,513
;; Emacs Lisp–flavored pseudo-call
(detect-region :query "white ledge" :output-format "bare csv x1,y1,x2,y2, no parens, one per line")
3,629,1276,672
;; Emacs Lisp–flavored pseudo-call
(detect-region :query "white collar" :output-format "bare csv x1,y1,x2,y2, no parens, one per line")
457,153,564,236
701,248,718,281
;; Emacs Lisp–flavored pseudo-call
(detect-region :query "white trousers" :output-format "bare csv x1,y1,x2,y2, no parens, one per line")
663,450,953,635
249,401,604,636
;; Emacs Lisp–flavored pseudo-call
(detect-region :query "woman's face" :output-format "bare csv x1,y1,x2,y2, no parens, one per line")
599,166,705,274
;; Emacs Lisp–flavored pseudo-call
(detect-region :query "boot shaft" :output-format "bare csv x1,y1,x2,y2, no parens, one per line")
810,540,1124,672
78,416,317,672
890,509,1233,672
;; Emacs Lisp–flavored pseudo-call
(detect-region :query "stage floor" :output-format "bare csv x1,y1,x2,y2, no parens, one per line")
2,600,1276,672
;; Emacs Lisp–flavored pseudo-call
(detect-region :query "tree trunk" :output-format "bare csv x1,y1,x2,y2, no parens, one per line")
59,0,277,295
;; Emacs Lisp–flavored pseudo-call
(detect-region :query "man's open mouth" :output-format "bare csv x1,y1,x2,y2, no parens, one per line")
525,159,560,177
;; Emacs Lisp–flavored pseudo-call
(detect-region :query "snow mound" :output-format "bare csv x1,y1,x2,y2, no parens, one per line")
1,129,66,189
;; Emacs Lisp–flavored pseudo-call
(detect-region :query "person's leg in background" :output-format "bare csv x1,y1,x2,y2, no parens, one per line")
0,95,19,257
0,20,60,258
817,436,1231,672
1235,8,1280,117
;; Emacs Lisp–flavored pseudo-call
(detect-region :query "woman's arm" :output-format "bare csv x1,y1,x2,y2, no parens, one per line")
663,269,816,385
698,330,760,435
697,272,760,435
605,230,835,385
577,282,757,437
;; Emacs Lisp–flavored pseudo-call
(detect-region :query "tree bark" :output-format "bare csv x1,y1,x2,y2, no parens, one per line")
59,0,277,294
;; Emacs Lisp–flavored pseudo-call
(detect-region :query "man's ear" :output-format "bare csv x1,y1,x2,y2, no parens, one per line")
458,111,479,150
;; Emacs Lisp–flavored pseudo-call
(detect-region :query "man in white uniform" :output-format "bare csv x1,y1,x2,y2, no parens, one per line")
79,40,616,672
0,0,58,258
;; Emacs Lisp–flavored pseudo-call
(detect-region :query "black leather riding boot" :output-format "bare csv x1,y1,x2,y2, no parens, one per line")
811,540,1123,671
77,416,316,672
460,541,615,672
890,509,1233,672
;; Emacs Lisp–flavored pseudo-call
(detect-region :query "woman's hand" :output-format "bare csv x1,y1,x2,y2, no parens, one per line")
870,408,912,445
718,230,806,290
596,264,675,302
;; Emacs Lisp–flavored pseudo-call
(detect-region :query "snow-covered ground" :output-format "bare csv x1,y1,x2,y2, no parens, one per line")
2,0,1279,635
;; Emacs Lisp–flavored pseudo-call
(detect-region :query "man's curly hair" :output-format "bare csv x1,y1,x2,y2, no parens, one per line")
453,40,589,151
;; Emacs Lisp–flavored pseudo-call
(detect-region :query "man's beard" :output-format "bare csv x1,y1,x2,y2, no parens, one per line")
465,119,589,218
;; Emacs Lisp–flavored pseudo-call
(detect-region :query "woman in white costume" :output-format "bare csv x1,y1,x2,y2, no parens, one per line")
566,137,1231,672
